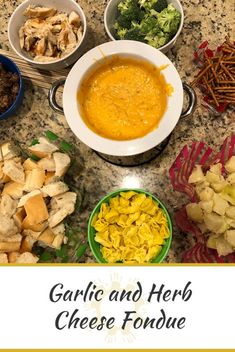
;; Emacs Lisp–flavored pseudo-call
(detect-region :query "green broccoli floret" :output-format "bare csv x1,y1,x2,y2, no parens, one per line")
123,27,147,42
157,3,181,34
145,31,170,48
139,15,160,35
138,0,167,12
117,0,145,21
152,0,168,12
116,14,132,29
114,22,129,39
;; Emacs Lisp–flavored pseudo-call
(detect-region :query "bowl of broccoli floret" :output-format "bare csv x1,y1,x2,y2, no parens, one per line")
104,0,183,53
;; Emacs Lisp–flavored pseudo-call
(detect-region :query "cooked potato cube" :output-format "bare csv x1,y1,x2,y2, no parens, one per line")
226,206,235,220
199,200,213,214
211,181,228,192
216,236,233,256
227,172,235,184
188,165,205,184
186,203,203,223
204,212,224,233
210,163,222,175
225,230,235,247
198,187,214,201
206,171,223,184
225,156,235,173
207,234,219,249
213,193,229,216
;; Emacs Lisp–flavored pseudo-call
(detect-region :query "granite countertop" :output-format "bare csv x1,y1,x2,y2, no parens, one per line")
0,0,234,262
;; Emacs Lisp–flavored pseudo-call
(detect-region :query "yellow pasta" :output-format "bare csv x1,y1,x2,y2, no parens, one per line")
93,191,170,263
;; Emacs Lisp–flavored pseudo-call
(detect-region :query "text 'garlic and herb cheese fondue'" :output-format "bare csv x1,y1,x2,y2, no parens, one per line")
77,57,173,141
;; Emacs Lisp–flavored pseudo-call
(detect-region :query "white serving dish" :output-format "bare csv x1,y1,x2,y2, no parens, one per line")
8,0,87,70
104,0,184,54
49,40,196,156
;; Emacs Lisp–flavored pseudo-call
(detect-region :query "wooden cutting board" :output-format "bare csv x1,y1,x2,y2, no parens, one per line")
0,49,70,93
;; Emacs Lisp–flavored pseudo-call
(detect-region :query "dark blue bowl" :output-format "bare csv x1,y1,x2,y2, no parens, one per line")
0,54,24,120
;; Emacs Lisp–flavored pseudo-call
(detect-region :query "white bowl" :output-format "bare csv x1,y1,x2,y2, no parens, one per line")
8,0,87,70
104,0,184,54
49,41,196,156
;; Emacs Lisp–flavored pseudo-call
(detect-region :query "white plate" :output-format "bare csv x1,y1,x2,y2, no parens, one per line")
63,40,184,156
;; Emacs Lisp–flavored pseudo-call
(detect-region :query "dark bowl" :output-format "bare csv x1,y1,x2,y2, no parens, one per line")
0,54,24,120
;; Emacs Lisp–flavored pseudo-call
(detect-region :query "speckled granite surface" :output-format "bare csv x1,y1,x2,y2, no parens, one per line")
0,0,234,262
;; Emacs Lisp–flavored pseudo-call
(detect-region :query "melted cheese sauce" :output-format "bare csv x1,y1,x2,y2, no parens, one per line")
78,57,172,141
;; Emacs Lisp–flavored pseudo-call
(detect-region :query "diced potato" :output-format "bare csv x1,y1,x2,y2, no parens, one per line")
216,236,233,256
213,193,229,216
207,234,219,249
227,172,235,184
197,223,208,234
188,165,205,184
226,218,235,228
216,221,228,234
198,187,214,201
206,171,223,184
204,212,224,233
211,181,228,192
226,206,235,220
225,230,235,247
225,156,235,173
195,181,210,198
199,200,213,214
186,203,203,223
210,163,222,175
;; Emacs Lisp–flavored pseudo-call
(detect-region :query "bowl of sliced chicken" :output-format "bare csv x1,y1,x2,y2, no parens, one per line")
8,0,87,70
0,134,78,264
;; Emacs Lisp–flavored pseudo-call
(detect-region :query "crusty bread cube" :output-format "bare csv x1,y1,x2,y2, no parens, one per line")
2,181,24,199
53,152,71,177
28,137,58,158
0,253,8,263
24,194,49,225
24,169,45,192
2,159,25,184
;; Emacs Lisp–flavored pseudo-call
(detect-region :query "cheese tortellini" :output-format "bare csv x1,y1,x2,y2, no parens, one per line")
92,191,170,263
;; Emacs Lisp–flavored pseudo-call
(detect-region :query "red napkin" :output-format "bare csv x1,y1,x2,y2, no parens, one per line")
169,135,235,263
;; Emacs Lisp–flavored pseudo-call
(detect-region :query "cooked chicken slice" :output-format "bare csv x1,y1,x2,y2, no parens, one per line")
28,137,58,158
0,194,18,217
34,37,47,56
41,181,69,197
49,203,75,228
57,28,69,51
76,27,83,42
0,253,8,263
38,157,55,172
19,27,25,49
44,40,55,57
15,252,39,263
69,11,80,27
24,35,36,52
50,24,62,33
24,6,57,19
47,13,68,25
53,152,70,177
25,18,45,29
67,27,77,47
3,159,25,184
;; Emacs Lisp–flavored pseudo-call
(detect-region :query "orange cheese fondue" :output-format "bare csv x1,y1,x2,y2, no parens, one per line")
78,57,172,141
